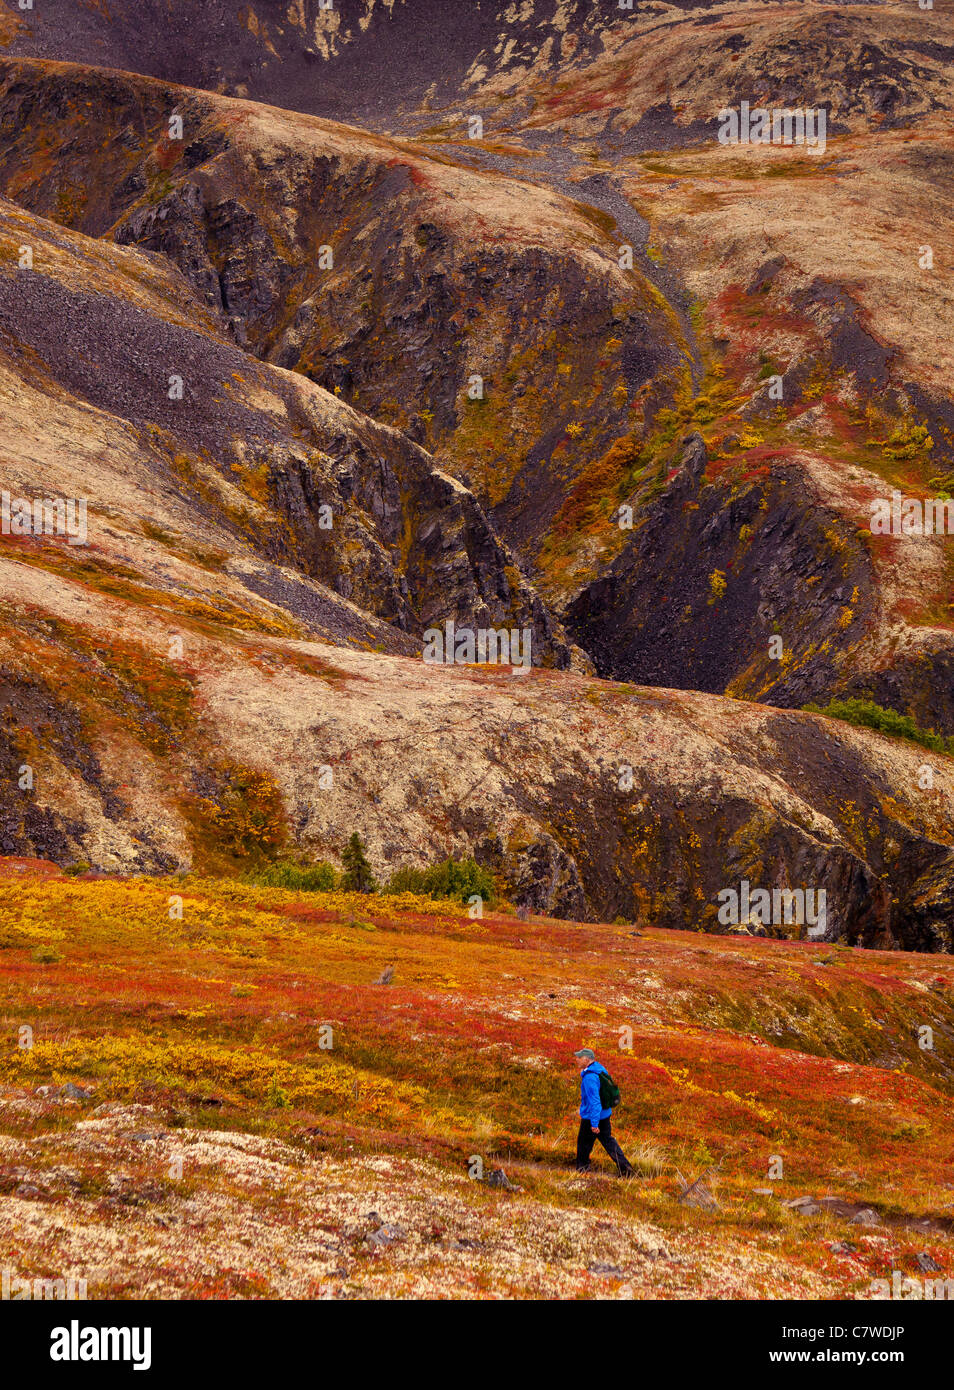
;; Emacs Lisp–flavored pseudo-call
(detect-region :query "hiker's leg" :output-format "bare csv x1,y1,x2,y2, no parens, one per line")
576,1120,596,1170
598,1121,632,1175
598,1118,634,1176
612,1137,635,1176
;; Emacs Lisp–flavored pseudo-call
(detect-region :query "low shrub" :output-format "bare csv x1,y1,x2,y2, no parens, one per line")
384,856,495,904
245,860,338,892
803,697,954,756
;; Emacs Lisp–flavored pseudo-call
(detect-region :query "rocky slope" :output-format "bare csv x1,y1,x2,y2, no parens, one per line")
558,101,954,724
4,507,954,948
2,44,952,731
7,1,953,141
0,0,712,127
0,4,951,948
0,57,688,567
0,195,570,656
566,432,954,735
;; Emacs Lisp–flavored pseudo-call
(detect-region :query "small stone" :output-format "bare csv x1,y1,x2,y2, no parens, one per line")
56,1083,91,1102
367,1223,406,1247
589,1262,624,1277
486,1168,515,1190
784,1196,821,1215
850,1208,881,1227
916,1252,941,1273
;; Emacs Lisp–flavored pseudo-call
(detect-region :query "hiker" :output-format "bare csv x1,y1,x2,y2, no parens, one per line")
574,1048,634,1176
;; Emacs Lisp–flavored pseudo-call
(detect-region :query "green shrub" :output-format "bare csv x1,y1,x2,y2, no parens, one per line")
266,1076,290,1108
385,856,495,904
883,421,933,462
245,860,337,892
803,698,954,756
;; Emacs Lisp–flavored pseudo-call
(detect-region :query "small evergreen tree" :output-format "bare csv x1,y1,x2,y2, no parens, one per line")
341,832,377,893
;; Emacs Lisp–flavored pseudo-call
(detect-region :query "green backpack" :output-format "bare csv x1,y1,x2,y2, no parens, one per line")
598,1071,621,1110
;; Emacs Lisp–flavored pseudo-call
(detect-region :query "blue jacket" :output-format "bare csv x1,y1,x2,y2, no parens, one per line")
579,1062,612,1127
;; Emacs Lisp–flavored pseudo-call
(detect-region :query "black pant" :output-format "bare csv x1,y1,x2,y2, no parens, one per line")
576,1117,633,1175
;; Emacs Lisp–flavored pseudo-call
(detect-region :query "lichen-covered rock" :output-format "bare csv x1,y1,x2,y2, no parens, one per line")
566,435,954,735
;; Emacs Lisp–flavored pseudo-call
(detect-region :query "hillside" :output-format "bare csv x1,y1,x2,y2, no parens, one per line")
3,343,954,945
0,8,952,744
2,863,953,1299
0,34,952,934
0,55,687,565
1,0,954,1324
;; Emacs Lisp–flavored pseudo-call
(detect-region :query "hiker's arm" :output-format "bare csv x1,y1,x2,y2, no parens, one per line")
582,1072,601,1129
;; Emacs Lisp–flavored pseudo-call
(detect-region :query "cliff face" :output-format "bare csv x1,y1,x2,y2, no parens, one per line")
7,1,953,136
566,435,954,735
